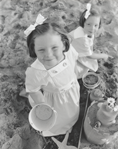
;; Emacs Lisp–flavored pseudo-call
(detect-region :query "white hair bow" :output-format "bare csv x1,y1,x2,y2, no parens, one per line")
24,14,47,37
84,3,91,19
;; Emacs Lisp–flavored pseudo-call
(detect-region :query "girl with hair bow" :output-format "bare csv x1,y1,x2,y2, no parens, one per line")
69,3,112,77
24,13,82,137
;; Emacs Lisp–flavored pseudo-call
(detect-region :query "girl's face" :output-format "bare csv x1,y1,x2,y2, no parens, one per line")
84,16,100,36
34,32,65,69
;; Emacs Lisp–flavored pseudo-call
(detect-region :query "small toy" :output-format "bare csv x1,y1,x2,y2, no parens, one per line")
90,89,103,102
82,72,101,89
97,97,118,126
52,130,77,149
84,98,118,145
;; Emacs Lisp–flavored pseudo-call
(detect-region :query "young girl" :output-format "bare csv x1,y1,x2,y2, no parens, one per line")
24,14,82,137
69,3,111,73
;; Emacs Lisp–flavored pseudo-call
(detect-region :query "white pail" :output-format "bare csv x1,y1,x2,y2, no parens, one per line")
29,103,57,132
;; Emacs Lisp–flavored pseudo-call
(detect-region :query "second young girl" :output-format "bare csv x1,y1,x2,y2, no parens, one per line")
69,3,112,73
24,14,83,137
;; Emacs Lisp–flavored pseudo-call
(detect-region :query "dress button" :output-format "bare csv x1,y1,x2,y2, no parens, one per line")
60,89,65,93
71,82,74,85
63,62,67,67
71,81,76,87
52,70,58,73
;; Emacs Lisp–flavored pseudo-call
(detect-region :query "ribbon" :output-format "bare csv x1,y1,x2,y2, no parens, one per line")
84,3,91,19
24,14,47,37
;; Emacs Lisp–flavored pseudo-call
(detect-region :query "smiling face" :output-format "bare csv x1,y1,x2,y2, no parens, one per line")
84,16,100,36
34,32,65,69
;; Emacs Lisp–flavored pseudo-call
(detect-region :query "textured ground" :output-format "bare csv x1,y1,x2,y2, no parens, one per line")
0,0,118,149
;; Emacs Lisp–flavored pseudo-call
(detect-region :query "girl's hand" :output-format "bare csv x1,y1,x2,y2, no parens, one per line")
108,51,118,58
103,53,113,61
103,53,109,61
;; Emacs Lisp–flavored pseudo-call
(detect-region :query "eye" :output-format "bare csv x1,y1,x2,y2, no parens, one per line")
38,49,45,52
52,46,58,50
95,24,98,27
87,23,90,26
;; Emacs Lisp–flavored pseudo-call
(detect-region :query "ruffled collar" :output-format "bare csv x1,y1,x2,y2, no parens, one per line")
31,59,46,70
31,53,67,71
72,26,85,38
73,26,94,39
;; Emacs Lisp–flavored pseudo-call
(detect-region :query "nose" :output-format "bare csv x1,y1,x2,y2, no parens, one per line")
90,26,94,31
45,48,53,57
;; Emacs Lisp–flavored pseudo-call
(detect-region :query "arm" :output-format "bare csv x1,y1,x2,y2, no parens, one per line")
68,30,75,43
87,52,109,60
25,67,47,104
29,90,45,105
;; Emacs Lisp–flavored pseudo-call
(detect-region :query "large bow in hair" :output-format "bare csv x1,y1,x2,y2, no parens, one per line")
84,3,91,19
24,14,47,37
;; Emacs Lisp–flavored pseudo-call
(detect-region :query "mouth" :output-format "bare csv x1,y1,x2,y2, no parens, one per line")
45,58,54,61
88,31,93,34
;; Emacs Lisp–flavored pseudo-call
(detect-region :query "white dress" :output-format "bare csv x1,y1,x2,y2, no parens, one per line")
25,45,80,136
69,26,98,72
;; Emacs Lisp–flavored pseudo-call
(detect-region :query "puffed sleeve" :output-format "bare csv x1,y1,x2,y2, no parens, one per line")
71,37,92,57
25,67,48,92
68,30,75,40
67,44,79,61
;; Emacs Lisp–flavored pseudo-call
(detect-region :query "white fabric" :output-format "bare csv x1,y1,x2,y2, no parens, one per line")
85,3,91,19
69,26,98,71
25,45,81,136
24,14,46,37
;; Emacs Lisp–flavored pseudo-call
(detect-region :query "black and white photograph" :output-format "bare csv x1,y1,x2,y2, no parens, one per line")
0,0,118,149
